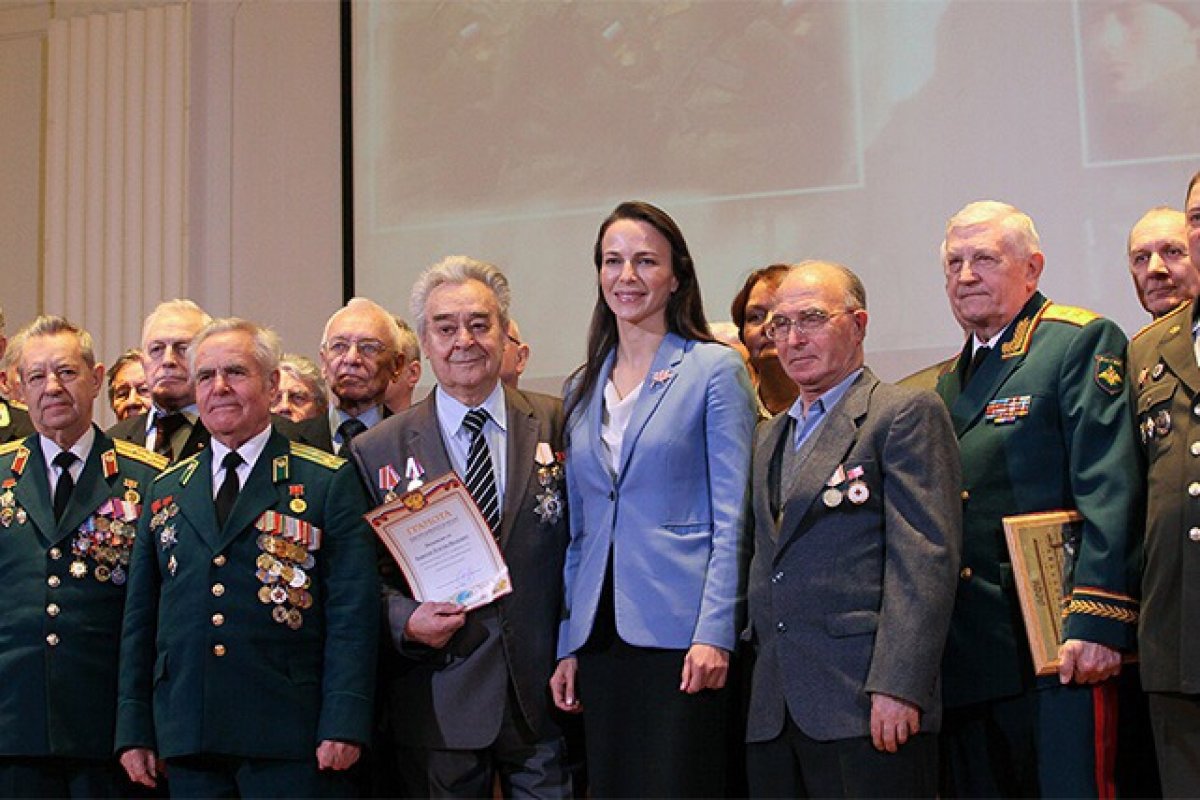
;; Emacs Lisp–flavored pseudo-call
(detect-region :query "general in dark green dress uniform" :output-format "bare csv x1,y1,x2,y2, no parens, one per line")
934,202,1142,797
0,315,166,797
116,318,378,798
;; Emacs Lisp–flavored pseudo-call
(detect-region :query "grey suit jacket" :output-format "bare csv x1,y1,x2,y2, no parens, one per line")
746,368,961,743
349,385,569,749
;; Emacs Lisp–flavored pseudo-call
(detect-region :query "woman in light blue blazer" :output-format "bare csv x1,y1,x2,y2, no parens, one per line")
549,201,756,797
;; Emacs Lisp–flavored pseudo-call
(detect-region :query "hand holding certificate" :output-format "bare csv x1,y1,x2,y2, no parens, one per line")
366,472,511,611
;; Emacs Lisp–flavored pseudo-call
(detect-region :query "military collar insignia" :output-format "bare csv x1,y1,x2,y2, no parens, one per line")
101,448,119,479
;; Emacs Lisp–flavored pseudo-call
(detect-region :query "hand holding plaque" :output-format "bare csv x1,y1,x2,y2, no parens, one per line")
365,472,511,611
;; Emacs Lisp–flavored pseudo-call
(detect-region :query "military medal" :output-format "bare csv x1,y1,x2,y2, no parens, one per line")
167,554,178,576
822,487,844,508
15,508,26,525
379,464,402,503
1152,363,1164,380
847,481,869,505
1155,409,1172,437
159,525,177,550
404,457,425,492
123,479,141,505
70,560,88,579
0,507,12,528
111,565,126,586
289,485,307,514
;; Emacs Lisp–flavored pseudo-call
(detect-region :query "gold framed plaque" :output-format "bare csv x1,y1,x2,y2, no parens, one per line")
1002,510,1081,676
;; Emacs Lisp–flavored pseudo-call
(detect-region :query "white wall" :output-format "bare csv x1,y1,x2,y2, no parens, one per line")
0,0,344,372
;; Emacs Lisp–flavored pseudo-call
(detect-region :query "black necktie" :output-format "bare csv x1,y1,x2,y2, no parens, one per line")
215,451,243,528
52,451,77,522
154,412,186,461
462,409,501,538
336,417,368,456
964,346,992,386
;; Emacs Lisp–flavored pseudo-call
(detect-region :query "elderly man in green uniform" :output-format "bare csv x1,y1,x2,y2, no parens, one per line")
0,316,166,796
1127,169,1200,797
116,318,378,797
934,201,1142,797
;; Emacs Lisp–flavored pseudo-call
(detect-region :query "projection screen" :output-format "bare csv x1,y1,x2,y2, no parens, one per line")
352,0,1200,391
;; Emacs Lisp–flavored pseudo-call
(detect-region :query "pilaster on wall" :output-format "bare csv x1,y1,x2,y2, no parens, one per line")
44,1,188,366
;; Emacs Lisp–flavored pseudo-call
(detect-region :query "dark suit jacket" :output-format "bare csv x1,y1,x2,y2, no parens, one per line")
350,385,569,749
1129,300,1200,694
0,428,164,759
108,411,209,463
115,428,379,761
935,292,1142,708
0,401,34,444
746,369,961,743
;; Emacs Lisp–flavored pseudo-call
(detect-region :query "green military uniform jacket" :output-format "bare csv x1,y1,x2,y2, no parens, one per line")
0,428,164,759
1128,300,1200,694
115,428,379,761
936,292,1142,708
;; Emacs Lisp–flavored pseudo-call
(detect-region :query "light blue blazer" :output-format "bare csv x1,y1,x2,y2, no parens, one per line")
557,332,756,657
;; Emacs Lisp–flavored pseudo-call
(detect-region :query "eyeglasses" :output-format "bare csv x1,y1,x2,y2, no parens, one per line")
763,309,853,341
322,338,390,359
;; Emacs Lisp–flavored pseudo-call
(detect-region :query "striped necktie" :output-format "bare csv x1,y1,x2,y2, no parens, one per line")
462,408,500,538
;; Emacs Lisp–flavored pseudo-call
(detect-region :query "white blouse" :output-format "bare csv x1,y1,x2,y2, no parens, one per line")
600,378,643,476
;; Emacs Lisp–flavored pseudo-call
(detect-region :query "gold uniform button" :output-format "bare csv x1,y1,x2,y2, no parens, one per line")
1192,442,1200,457
1190,528,1200,542
1190,483,1200,498
213,555,227,567
211,583,225,597
49,548,62,560
212,613,225,627
961,490,970,501
46,633,59,647
47,576,60,588
960,567,973,580
212,644,226,657
46,603,60,617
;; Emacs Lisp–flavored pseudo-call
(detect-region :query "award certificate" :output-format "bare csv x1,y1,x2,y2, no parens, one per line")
1003,510,1081,676
366,472,511,610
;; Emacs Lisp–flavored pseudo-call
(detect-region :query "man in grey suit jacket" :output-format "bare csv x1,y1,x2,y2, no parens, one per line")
745,261,961,798
350,256,571,798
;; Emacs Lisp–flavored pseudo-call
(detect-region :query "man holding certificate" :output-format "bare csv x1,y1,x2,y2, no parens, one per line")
350,256,572,798
934,201,1142,797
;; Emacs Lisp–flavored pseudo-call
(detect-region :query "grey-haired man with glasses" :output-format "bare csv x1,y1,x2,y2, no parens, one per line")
745,260,960,798
315,298,404,455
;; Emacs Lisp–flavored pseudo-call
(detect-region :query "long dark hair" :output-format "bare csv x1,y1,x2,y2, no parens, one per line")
564,201,714,425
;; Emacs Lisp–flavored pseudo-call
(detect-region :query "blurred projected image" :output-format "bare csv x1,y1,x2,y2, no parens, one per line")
365,0,859,226
1078,0,1200,164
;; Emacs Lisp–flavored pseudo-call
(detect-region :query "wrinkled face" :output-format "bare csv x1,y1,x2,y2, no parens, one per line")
772,268,867,401
1128,210,1198,316
421,279,506,405
110,360,150,421
194,330,277,449
271,370,322,422
1188,182,1200,274
599,219,679,331
20,332,103,445
943,220,1041,339
142,310,208,412
1087,2,1198,95
742,277,781,365
320,307,397,409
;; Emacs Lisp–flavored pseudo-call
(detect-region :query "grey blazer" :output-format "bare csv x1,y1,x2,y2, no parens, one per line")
349,385,569,749
746,368,961,743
